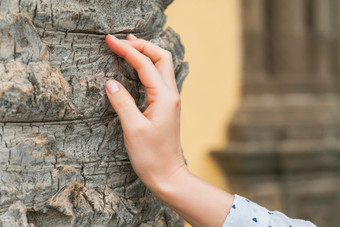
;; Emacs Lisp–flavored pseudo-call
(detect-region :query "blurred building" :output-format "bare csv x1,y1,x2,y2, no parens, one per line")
212,0,340,226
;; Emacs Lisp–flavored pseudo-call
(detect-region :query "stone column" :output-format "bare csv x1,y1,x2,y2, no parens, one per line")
311,0,333,80
334,0,340,89
212,0,340,226
242,0,267,88
0,0,188,226
270,0,309,76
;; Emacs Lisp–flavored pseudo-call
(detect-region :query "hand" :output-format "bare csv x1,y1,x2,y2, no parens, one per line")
105,34,187,191
105,34,233,227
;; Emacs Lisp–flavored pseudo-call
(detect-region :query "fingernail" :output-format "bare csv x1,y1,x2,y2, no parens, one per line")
129,34,137,40
106,34,118,41
106,80,119,94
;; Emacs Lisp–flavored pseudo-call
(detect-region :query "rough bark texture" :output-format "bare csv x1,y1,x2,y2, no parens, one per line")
0,0,188,226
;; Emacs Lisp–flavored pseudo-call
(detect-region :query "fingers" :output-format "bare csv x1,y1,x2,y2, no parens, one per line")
125,34,177,89
105,34,164,90
105,80,147,131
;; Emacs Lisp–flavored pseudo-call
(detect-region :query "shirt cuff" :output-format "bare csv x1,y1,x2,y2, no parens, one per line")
222,194,271,227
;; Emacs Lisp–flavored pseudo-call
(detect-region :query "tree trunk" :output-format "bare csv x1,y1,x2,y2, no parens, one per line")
0,0,188,226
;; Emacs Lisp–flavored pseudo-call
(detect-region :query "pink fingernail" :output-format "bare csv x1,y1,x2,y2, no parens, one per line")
106,80,119,94
106,34,118,41
129,34,137,40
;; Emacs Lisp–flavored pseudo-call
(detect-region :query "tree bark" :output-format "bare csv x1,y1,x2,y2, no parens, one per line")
0,0,188,226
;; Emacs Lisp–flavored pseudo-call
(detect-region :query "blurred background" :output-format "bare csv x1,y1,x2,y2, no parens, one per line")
166,0,340,226
166,0,241,193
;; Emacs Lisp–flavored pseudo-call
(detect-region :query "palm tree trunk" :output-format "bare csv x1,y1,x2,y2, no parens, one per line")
0,0,188,226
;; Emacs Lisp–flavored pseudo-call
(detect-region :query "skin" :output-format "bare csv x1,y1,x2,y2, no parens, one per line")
105,34,234,227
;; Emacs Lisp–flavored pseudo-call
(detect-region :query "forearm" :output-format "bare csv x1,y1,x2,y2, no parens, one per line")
149,167,234,227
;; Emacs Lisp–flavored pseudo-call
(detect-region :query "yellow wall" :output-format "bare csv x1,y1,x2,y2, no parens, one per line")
165,0,242,192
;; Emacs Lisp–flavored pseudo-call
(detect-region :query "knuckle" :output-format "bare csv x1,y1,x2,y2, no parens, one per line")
169,93,181,107
138,58,153,71
164,50,173,60
143,57,153,66
116,94,134,107
146,57,153,65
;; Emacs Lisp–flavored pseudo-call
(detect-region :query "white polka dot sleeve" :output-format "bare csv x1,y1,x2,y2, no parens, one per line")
222,195,317,227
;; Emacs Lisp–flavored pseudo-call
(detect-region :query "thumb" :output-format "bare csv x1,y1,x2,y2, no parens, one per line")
105,80,146,131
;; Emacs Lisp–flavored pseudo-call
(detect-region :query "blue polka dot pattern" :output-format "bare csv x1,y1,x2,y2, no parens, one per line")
222,195,317,227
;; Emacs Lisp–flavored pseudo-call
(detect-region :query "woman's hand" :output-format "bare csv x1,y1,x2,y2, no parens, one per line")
105,34,187,191
105,34,233,227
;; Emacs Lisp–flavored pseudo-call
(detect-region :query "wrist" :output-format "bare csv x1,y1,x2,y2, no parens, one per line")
147,165,234,227
147,164,191,201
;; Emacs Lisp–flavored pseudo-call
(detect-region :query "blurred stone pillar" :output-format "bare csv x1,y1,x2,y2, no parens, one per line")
270,0,309,76
335,0,340,89
212,0,340,226
242,0,267,90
